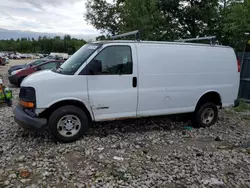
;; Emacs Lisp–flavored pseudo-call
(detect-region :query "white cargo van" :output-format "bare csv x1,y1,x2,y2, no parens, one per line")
14,32,240,142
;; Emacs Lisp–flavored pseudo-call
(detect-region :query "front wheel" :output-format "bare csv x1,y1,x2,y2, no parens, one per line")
48,105,89,143
192,103,218,128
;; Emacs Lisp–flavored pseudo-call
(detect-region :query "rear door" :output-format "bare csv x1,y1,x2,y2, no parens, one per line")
85,43,138,121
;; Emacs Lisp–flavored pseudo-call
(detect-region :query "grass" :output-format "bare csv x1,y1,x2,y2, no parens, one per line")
234,100,250,112
242,115,250,120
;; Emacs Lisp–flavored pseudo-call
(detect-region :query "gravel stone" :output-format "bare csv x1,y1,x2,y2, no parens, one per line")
0,169,4,175
4,180,10,186
113,156,124,161
8,173,17,179
215,136,223,141
168,140,174,145
20,179,31,184
17,155,26,162
74,183,86,188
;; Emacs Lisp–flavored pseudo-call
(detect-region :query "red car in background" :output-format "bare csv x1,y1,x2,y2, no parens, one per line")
8,60,64,86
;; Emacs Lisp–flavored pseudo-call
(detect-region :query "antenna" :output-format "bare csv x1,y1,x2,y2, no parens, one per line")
111,30,140,41
175,36,217,45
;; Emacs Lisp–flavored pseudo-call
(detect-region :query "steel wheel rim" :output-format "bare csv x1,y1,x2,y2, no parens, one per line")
201,108,215,125
57,115,81,137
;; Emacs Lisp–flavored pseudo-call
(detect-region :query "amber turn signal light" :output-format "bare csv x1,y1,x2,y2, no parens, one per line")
20,100,34,108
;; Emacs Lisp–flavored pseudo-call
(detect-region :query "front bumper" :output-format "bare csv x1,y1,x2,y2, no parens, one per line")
14,104,47,132
8,75,20,86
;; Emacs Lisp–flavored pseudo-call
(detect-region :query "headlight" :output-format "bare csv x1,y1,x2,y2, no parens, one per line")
19,87,36,108
11,69,23,75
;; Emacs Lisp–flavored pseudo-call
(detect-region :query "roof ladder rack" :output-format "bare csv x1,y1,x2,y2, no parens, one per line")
111,30,140,41
175,36,217,45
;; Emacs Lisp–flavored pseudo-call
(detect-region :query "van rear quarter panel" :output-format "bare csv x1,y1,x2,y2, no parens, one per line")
136,43,239,116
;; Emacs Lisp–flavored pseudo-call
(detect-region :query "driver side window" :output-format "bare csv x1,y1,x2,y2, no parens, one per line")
87,45,132,75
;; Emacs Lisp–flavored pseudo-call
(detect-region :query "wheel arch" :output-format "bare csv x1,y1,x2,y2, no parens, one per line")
195,91,222,111
39,99,94,122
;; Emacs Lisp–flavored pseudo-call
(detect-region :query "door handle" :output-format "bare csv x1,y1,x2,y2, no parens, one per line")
132,77,137,87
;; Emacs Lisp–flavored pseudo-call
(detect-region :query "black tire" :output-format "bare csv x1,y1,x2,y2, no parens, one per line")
48,105,89,143
18,77,25,87
192,103,218,128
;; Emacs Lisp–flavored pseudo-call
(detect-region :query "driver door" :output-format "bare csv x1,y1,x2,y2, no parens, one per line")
85,44,138,121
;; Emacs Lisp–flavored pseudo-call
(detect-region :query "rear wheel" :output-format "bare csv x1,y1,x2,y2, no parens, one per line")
192,103,218,127
48,105,89,143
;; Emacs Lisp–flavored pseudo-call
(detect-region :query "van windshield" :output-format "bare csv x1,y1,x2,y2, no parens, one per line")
53,43,102,75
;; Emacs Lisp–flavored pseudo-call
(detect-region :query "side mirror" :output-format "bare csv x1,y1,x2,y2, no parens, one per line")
88,60,102,75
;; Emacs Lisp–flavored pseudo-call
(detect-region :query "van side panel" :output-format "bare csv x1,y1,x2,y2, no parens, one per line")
136,43,239,117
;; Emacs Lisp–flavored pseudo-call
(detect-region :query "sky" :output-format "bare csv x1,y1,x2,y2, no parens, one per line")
0,0,101,37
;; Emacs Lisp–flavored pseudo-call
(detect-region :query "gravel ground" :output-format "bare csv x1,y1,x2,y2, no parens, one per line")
1,60,250,188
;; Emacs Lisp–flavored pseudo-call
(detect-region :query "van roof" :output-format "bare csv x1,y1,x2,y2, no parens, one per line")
92,40,231,49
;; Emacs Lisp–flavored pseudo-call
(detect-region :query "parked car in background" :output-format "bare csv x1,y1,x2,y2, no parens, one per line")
0,56,6,65
0,53,10,64
20,54,26,59
8,60,64,86
44,55,55,60
8,59,48,75
9,54,15,59
50,52,68,60
14,54,21,59
26,54,34,59
20,54,29,59
38,54,44,58
5,57,9,64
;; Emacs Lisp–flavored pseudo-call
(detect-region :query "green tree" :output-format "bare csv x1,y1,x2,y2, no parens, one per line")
85,0,174,40
85,0,250,50
85,0,220,41
159,0,220,39
0,35,87,54
219,1,250,50
85,0,120,34
119,0,168,40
